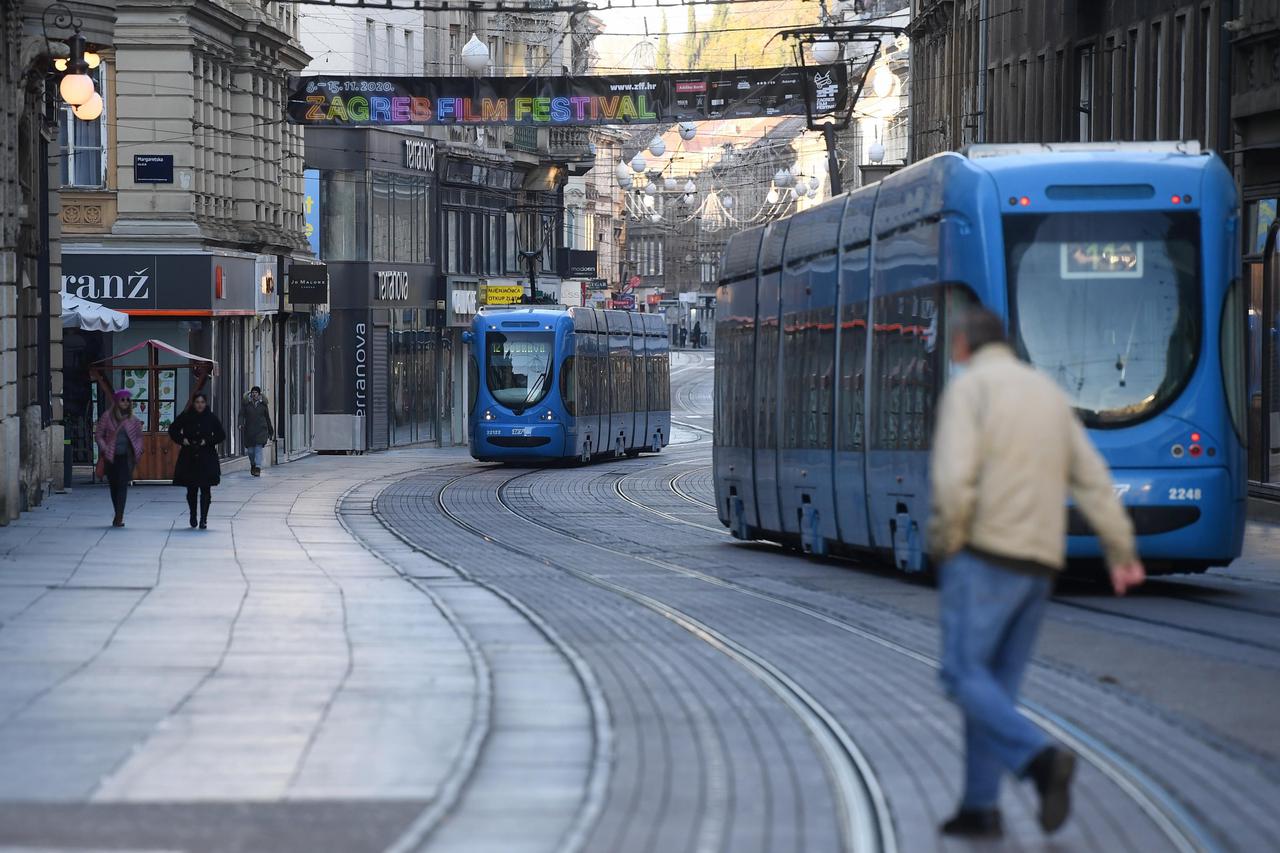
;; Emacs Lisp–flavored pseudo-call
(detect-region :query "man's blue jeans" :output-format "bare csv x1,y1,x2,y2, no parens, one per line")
939,550,1052,809
247,444,263,468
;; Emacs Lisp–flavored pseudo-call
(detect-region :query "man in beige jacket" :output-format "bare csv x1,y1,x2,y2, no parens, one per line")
929,308,1145,838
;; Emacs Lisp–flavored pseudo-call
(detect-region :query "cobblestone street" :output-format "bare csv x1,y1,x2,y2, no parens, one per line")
0,353,1276,852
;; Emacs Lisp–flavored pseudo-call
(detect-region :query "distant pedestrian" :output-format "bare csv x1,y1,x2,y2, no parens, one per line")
169,392,226,529
94,389,143,528
679,326,688,348
691,321,702,349
929,308,1144,839
238,386,273,477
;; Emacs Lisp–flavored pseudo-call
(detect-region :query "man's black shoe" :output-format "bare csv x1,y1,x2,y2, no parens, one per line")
1027,746,1076,832
940,808,1003,838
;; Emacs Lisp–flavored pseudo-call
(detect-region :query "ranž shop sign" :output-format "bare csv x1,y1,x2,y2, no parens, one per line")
61,254,213,311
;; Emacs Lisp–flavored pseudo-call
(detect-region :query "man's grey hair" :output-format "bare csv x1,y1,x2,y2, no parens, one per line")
955,307,1007,353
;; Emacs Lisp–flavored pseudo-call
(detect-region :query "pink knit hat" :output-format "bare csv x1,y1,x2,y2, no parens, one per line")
113,389,132,401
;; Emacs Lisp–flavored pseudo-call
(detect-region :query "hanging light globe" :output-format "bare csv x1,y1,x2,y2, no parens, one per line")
630,152,647,173
664,177,678,192
59,73,94,107
807,184,819,198
618,173,632,190
644,181,658,196
683,179,696,195
678,122,697,141
774,168,793,188
809,176,822,192
643,194,655,208
648,136,666,157
615,161,631,182
766,188,780,204
460,34,490,72
868,141,886,164
650,212,663,223
73,91,103,121
872,66,897,99
721,195,734,210
791,186,804,201
812,40,842,65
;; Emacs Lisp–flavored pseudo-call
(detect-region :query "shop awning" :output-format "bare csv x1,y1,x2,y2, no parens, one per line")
60,292,129,332
107,338,216,364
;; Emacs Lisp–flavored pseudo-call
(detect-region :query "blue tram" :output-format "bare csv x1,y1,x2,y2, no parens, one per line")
714,142,1246,574
467,306,671,462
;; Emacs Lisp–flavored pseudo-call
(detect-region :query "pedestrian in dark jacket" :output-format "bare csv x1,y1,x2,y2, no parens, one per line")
94,389,144,528
169,392,226,529
691,321,702,349
238,386,273,476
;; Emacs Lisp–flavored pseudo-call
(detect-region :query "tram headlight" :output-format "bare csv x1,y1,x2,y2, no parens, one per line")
482,408,496,422
540,409,555,422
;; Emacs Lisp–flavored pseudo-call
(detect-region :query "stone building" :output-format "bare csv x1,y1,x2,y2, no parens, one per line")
59,0,313,473
0,0,113,521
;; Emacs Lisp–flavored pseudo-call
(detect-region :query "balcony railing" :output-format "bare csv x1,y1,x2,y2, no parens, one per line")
550,127,593,160
512,126,540,153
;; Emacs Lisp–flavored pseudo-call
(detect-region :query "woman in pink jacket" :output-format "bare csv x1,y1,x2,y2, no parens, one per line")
95,389,144,527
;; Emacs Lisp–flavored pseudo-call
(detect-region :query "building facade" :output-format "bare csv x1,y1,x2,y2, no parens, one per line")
1,0,114,520
299,5,602,449
58,0,313,476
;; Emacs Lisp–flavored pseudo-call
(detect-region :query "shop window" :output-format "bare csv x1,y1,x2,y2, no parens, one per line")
372,172,393,262
321,171,368,261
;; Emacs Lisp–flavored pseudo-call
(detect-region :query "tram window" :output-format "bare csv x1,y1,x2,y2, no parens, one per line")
837,302,868,452
1005,211,1200,427
870,285,944,451
467,353,478,415
560,355,576,416
1221,278,1247,444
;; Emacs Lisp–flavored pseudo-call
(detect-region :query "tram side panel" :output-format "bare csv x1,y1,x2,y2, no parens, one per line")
831,187,878,551
645,314,671,450
714,227,765,535
605,310,632,454
752,221,790,536
777,201,845,553
627,311,644,453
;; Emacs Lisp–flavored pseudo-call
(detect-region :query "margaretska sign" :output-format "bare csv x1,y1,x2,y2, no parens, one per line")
287,65,848,127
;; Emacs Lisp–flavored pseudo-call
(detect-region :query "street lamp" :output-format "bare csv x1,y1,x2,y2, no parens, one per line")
460,35,490,72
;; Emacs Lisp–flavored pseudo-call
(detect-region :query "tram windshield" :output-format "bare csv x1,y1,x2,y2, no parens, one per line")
486,332,554,412
1005,211,1201,427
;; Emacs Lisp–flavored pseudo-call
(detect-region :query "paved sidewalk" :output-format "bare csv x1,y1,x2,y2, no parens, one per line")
0,451,595,852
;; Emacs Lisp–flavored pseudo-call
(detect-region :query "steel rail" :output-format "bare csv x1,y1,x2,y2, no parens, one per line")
496,467,1219,853
438,466,897,853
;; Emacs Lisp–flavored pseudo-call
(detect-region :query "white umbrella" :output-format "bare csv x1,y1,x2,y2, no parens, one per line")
61,291,129,332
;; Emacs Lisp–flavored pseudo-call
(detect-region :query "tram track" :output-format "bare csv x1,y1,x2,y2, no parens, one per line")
499,461,1218,853
435,465,897,853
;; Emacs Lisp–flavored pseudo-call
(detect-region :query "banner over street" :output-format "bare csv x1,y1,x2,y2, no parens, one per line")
286,65,847,127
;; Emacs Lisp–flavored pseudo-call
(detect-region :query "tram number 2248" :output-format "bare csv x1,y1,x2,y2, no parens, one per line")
1168,487,1202,501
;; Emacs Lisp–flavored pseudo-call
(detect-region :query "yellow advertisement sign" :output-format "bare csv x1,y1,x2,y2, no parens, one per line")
482,284,525,305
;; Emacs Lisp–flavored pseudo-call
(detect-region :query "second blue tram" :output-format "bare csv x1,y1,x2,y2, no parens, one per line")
468,306,671,462
713,142,1246,574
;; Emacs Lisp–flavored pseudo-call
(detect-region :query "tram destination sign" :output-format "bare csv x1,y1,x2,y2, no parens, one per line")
286,65,847,127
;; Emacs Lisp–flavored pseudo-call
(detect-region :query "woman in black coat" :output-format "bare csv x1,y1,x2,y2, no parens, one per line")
169,392,226,529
